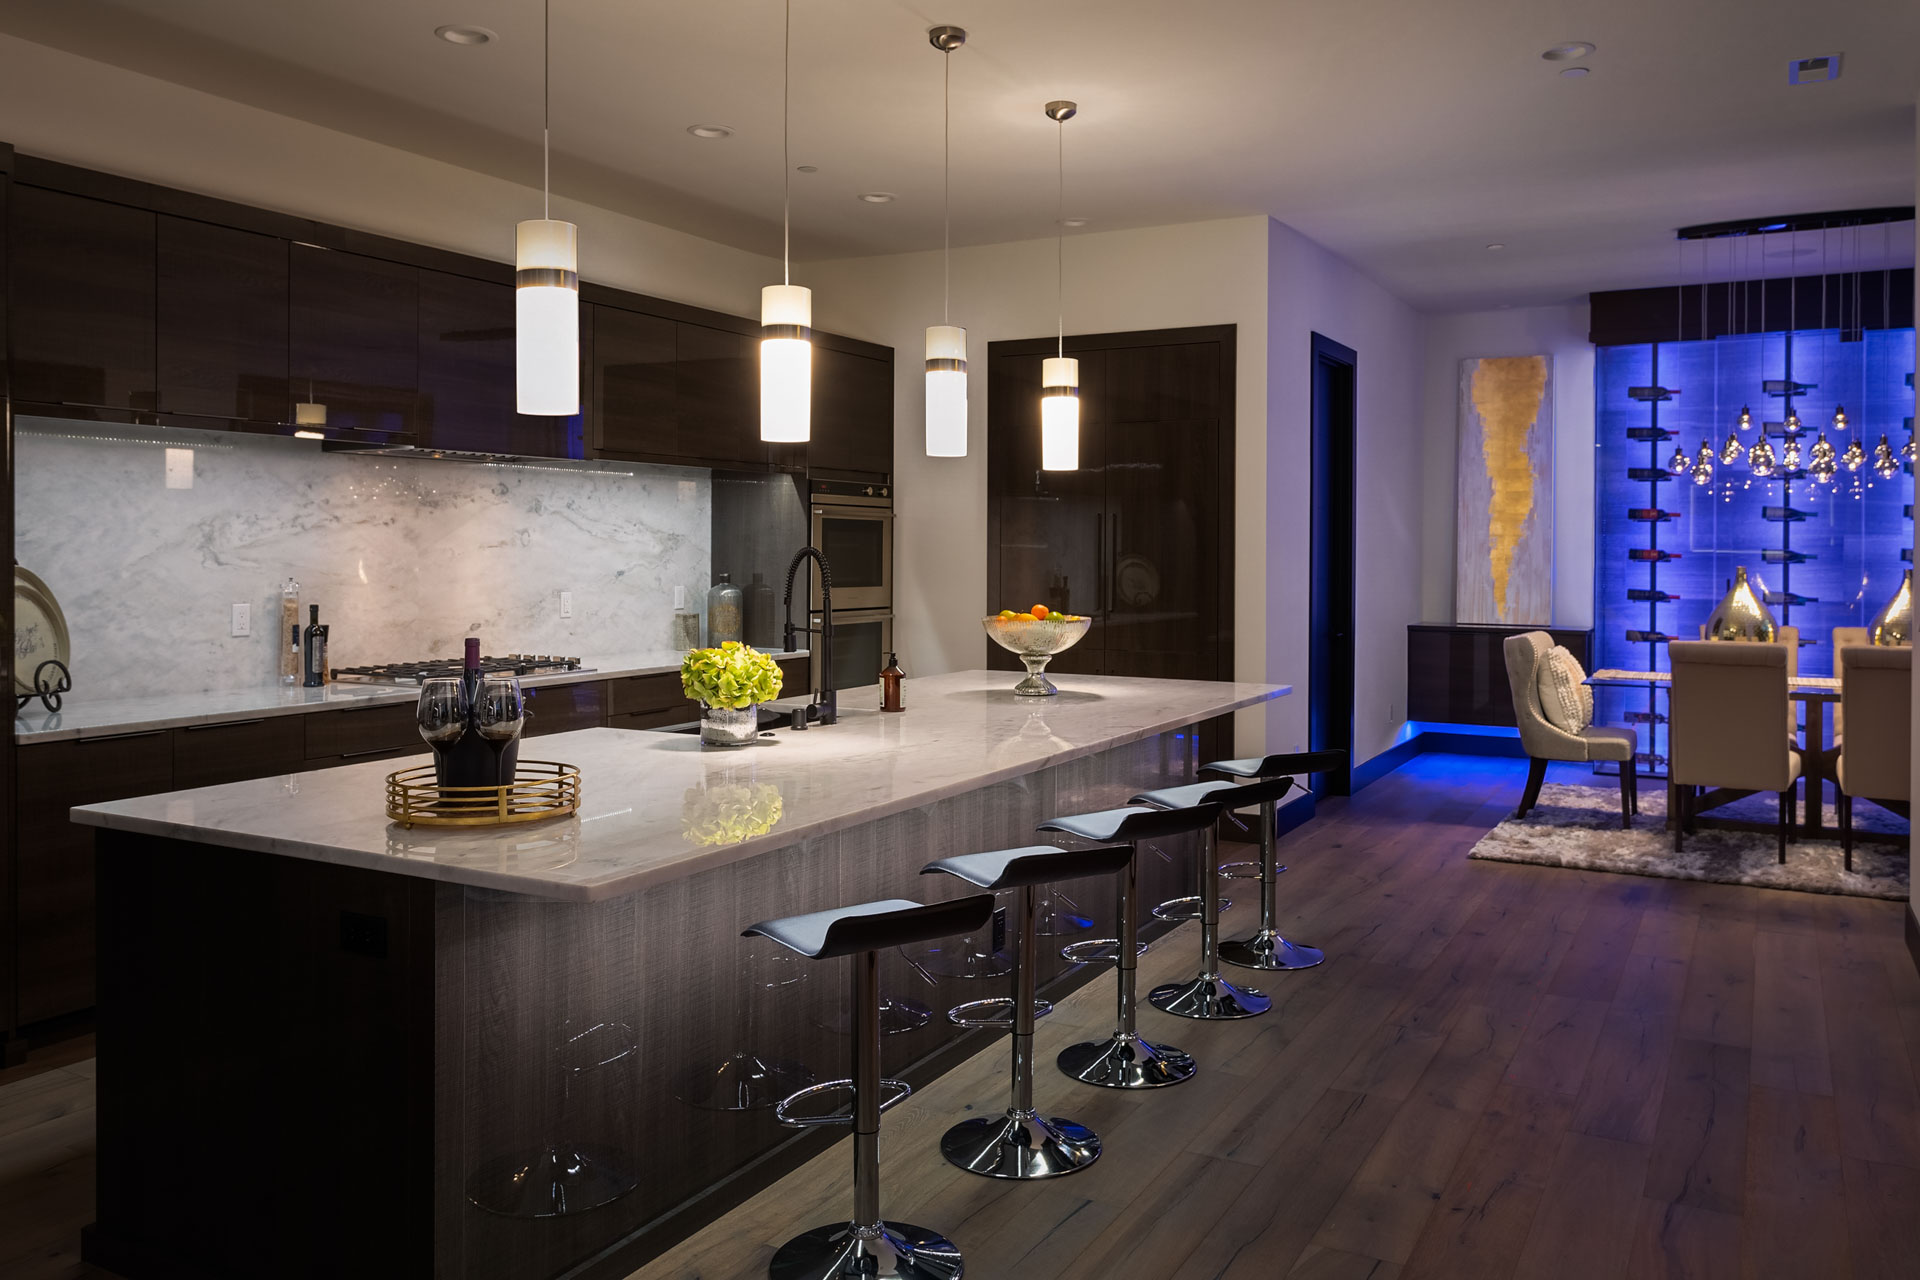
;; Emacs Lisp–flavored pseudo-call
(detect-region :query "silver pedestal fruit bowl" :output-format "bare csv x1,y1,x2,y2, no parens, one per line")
982,613,1092,697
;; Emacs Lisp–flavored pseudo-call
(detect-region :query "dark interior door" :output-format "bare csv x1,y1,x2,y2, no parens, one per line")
987,347,1107,677
1310,333,1357,795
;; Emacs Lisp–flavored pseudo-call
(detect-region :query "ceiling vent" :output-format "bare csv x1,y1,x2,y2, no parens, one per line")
1788,54,1841,85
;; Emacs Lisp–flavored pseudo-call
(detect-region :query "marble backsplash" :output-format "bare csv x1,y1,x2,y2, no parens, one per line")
15,419,711,701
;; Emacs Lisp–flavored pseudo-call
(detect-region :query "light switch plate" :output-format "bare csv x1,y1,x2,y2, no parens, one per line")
165,447,194,489
560,590,573,619
230,602,251,637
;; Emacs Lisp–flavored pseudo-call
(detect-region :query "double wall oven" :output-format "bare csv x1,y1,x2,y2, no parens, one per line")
809,479,893,693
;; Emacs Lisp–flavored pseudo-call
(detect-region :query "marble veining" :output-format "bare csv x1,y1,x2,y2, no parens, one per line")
73,671,1289,901
14,419,712,701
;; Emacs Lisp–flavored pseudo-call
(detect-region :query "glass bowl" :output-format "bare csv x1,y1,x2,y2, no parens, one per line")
981,614,1092,697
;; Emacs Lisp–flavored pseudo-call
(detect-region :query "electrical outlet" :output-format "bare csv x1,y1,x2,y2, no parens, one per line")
164,447,194,489
230,602,251,637
559,590,574,619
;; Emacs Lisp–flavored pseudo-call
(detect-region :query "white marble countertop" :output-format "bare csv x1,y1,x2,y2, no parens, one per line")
13,649,809,744
71,671,1288,902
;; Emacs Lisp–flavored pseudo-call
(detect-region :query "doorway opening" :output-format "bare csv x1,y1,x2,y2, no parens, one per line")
1310,333,1356,796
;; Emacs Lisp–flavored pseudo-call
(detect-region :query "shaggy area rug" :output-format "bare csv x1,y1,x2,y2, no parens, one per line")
1468,781,1910,901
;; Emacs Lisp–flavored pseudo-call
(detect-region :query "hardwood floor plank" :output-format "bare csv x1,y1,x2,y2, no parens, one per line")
1816,919,1920,1169
1289,1244,1404,1279
1547,900,1642,1003
1329,1022,1448,1103
1676,917,1756,1048
1501,994,1609,1096
1749,930,1832,1096
1570,1005,1677,1144
1510,1131,1651,1280
1840,1157,1920,1280
1741,1087,1850,1280
1399,1083,1572,1280
1644,1038,1750,1215
1627,1198,1742,1280
1057,1151,1250,1280
1307,1093,1483,1265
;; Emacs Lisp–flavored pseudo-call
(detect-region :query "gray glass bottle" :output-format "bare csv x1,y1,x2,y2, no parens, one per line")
706,573,744,646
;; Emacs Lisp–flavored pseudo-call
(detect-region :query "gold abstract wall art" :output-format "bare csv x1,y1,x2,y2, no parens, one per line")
1456,355,1554,624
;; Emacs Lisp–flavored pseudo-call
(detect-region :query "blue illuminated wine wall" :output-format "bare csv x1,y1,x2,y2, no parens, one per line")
1595,328,1915,771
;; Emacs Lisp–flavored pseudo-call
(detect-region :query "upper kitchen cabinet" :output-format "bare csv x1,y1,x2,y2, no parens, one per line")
10,185,156,413
418,270,583,458
591,304,677,458
810,343,893,480
676,320,794,470
156,215,290,425
289,243,418,439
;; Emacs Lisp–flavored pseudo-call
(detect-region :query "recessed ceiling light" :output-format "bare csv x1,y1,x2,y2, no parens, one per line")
1486,243,1506,251
1559,66,1591,79
1541,41,1595,61
858,192,895,204
435,25,496,46
1059,217,1089,228
795,164,818,173
687,124,734,139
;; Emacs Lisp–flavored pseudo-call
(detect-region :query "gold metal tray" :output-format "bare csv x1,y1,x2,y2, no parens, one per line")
386,760,582,828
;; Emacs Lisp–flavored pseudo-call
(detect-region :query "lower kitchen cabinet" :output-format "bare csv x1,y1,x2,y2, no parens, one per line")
172,716,306,789
524,681,607,737
15,731,174,1023
303,701,424,765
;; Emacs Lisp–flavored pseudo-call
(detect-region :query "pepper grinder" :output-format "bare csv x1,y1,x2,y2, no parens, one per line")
880,652,905,713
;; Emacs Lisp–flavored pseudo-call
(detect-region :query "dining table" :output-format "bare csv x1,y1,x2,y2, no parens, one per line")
1587,667,1841,837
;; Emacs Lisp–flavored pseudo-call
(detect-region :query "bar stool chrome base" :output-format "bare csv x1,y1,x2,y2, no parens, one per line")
1057,1031,1196,1089
1220,929,1324,971
940,1109,1101,1179
465,1142,638,1218
769,1220,965,1280
1148,973,1272,1019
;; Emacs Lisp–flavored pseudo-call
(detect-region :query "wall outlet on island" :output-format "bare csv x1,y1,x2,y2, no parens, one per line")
559,590,573,619
230,602,251,637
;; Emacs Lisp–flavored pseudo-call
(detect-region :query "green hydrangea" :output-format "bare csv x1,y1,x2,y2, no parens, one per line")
681,641,784,710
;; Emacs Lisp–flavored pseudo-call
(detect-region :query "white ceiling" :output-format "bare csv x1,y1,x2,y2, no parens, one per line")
2,0,1915,310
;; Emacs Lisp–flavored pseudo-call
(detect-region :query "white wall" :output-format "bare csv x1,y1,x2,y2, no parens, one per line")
0,34,776,316
809,216,1275,748
1416,303,1595,629
1265,221,1426,765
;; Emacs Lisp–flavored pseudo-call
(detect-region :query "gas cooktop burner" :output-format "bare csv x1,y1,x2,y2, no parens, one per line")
331,654,590,684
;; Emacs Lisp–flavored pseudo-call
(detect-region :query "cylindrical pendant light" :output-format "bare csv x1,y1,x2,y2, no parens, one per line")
761,0,813,443
1040,100,1079,471
924,26,968,458
516,0,579,416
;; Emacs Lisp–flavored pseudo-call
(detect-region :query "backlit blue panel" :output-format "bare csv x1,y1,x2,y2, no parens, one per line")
1594,328,1915,771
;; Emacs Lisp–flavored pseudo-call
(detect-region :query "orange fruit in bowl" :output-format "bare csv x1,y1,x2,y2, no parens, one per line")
1030,604,1050,620
1014,611,1038,621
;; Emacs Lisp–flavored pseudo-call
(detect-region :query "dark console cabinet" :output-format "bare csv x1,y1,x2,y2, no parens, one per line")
1406,623,1594,727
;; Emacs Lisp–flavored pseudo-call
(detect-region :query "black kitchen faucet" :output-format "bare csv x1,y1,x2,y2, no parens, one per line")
781,546,836,725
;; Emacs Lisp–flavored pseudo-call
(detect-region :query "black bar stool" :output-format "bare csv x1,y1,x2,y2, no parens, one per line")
1037,802,1225,1089
746,895,994,1280
1131,781,1273,1019
920,843,1134,1179
1205,750,1344,972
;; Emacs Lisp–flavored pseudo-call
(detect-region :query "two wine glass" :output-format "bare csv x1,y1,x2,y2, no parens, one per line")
417,675,527,783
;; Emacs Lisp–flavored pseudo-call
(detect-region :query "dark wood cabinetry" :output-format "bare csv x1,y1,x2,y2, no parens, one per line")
10,185,156,413
302,701,423,765
155,215,290,424
289,243,418,439
810,343,894,479
418,271,582,457
524,681,607,736
15,732,173,1023
591,305,677,458
1406,624,1595,727
171,717,306,790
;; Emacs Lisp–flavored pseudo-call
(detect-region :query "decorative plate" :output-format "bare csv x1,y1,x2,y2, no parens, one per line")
13,566,72,697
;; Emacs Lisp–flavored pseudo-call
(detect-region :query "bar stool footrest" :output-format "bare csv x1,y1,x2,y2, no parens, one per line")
1150,893,1233,921
1059,937,1150,965
947,996,1054,1029
1217,860,1286,880
774,1076,912,1129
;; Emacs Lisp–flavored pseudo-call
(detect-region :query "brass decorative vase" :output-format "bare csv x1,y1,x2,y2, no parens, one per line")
1705,565,1777,642
1869,569,1913,646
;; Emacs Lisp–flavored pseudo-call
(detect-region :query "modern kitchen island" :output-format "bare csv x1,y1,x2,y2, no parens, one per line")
73,671,1286,1280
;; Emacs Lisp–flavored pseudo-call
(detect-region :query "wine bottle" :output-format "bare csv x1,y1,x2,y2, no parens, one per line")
1626,467,1676,482
1628,548,1681,562
1627,589,1680,603
302,605,329,688
443,638,499,788
1626,509,1681,523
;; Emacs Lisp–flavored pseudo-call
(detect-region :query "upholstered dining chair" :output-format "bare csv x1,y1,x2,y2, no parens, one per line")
1835,644,1911,870
1502,631,1638,828
1701,623,1801,738
1830,626,1869,740
1667,640,1802,862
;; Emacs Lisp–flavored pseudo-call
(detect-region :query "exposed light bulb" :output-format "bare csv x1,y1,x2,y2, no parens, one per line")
1832,404,1848,431
1842,438,1867,472
1903,434,1917,462
1781,435,1802,471
1784,409,1802,433
1872,434,1899,478
1668,445,1691,475
1737,404,1753,432
1691,457,1714,486
1718,431,1743,465
1811,455,1838,485
1748,438,1778,477
1810,431,1836,467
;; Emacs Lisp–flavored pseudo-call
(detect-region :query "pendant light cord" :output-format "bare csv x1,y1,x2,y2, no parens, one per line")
782,0,791,286
543,0,551,219
1056,114,1064,358
942,46,951,325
